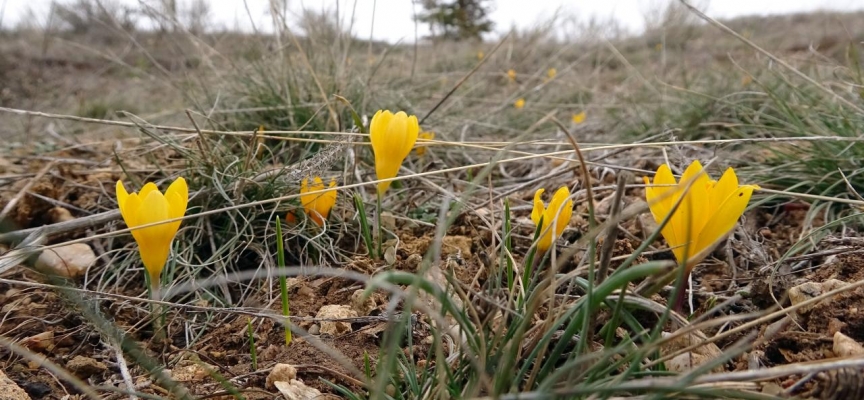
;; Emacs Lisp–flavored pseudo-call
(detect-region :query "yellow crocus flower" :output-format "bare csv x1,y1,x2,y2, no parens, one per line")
300,177,338,227
416,131,435,156
514,98,526,109
477,51,484,60
507,69,517,82
547,68,557,80
531,186,573,252
116,177,188,285
643,161,759,272
572,111,586,124
369,110,419,194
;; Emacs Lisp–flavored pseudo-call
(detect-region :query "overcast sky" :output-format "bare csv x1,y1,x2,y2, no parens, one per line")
3,0,862,42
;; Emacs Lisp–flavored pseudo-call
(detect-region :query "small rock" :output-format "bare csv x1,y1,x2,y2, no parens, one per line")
405,253,423,271
266,364,298,389
0,369,30,400
827,318,847,336
296,284,314,298
442,236,472,257
26,354,49,370
833,331,864,357
35,244,96,279
316,305,357,336
171,362,212,382
21,331,54,352
380,212,397,231
274,379,322,400
47,207,74,223
66,355,107,378
788,279,848,313
307,324,320,335
384,246,397,265
661,330,724,373
350,289,376,315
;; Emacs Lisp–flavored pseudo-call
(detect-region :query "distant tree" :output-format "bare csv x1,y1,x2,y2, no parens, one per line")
417,0,494,41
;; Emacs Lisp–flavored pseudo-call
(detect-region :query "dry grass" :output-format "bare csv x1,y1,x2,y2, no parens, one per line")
2,2,864,399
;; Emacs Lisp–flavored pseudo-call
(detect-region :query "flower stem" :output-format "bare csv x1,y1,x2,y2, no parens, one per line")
275,217,292,345
149,276,164,341
376,191,383,260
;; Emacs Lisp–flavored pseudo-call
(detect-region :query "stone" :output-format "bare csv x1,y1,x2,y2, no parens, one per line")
833,331,864,357
274,379,323,400
66,356,107,378
171,363,212,382
315,305,357,336
379,212,397,232
350,289,376,315
266,364,297,389
405,253,423,271
661,330,724,373
788,279,848,313
21,331,54,352
47,207,74,223
35,244,96,279
0,369,30,400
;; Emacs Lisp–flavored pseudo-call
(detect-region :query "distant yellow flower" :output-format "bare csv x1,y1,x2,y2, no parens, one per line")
300,177,338,227
643,161,759,271
370,110,419,194
741,75,753,87
416,131,435,156
514,98,526,109
116,177,188,284
531,186,573,252
547,68,557,80
507,69,517,82
572,111,586,124
477,51,484,60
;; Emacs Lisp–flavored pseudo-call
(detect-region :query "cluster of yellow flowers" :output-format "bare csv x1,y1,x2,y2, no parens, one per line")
114,111,758,311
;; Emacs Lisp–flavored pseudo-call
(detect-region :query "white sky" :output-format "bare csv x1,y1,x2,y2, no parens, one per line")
2,0,862,42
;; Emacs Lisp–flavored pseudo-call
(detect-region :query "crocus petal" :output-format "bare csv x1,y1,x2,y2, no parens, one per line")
695,184,758,257
679,161,711,248
369,110,390,146
123,193,144,243
531,188,545,226
645,165,680,248
135,190,173,279
116,181,130,212
548,187,572,238
709,167,739,215
165,177,189,220
138,182,159,200
300,177,337,227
